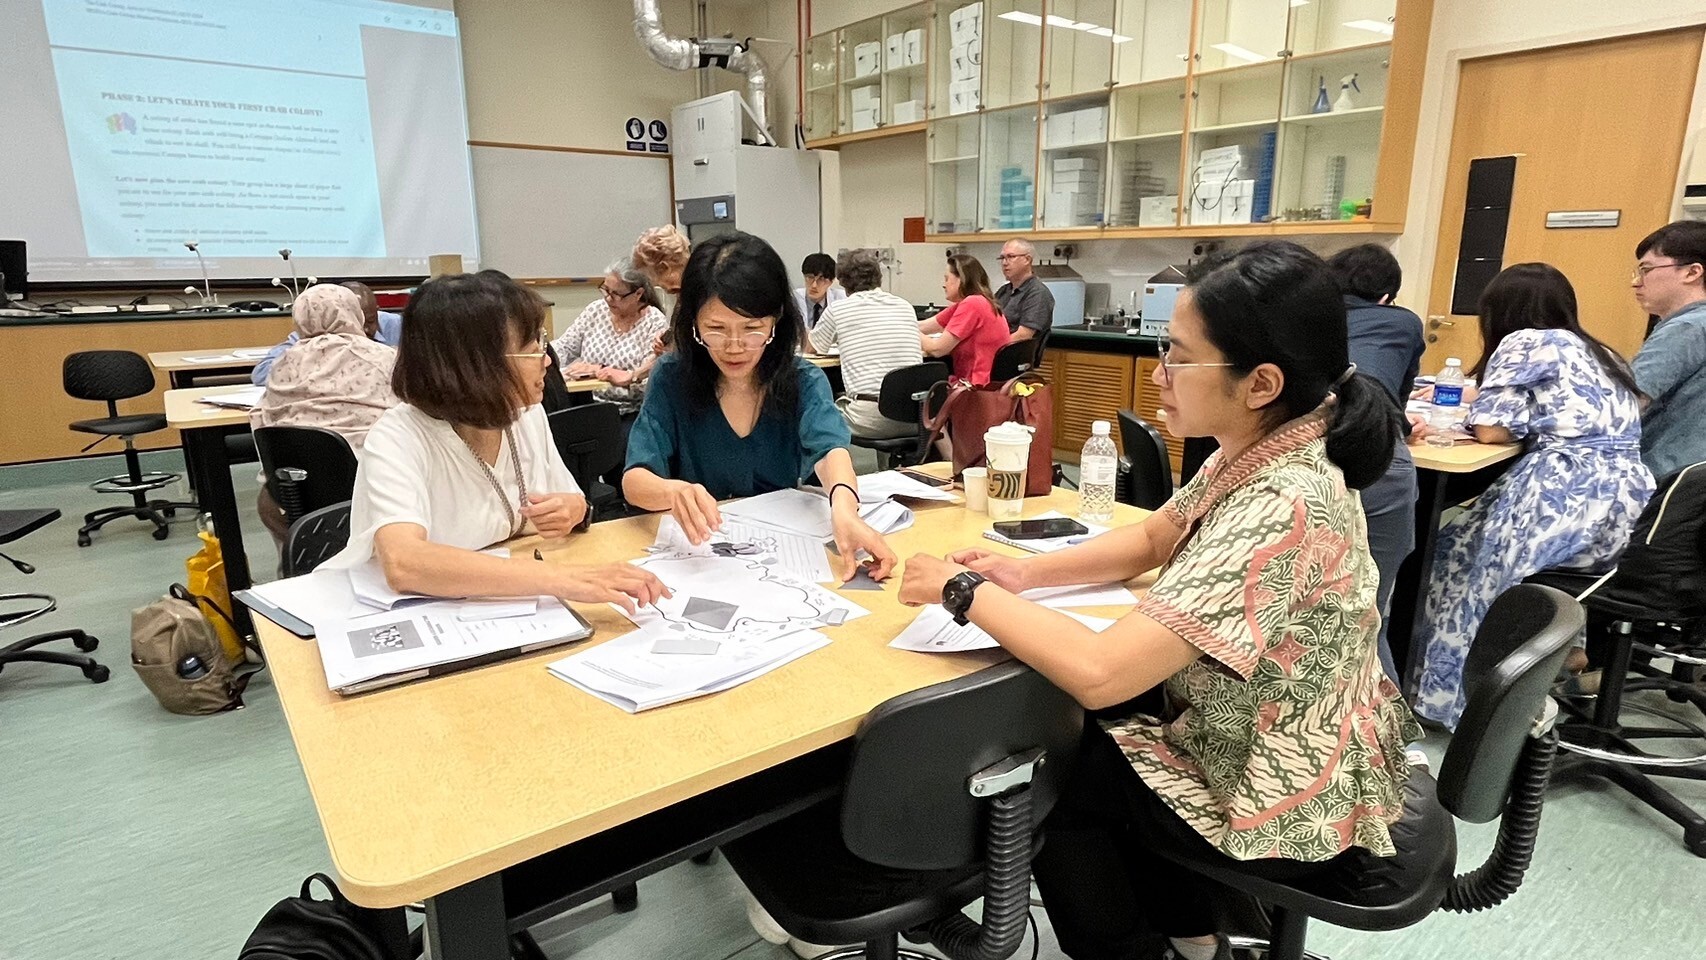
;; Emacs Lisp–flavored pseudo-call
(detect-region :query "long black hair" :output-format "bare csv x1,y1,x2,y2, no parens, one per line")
1185,241,1403,490
670,231,804,416
1474,263,1641,399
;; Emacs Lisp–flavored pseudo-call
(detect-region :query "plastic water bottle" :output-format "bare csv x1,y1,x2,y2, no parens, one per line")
1078,420,1117,522
1427,358,1465,448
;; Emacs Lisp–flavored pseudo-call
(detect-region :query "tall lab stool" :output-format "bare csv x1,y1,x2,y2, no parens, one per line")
63,350,198,546
0,507,108,684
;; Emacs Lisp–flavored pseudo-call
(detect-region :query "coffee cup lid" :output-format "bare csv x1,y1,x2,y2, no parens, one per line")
984,421,1034,443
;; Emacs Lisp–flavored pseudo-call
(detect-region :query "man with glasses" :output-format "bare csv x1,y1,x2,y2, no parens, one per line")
994,238,1055,349
1631,220,1706,479
791,252,845,330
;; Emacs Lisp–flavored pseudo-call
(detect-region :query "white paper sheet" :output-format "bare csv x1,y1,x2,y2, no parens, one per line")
857,470,962,503
859,498,914,535
720,488,835,539
317,599,589,692
616,552,869,644
194,385,266,409
549,621,831,712
1020,582,1138,609
346,550,512,612
889,606,1116,653
652,516,835,583
981,511,1110,554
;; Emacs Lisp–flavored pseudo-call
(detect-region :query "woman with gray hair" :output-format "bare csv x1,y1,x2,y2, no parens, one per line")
550,257,671,477
808,248,923,439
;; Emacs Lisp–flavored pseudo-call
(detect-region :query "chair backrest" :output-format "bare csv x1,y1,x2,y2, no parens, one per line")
1589,461,1706,621
876,361,950,423
1116,409,1174,510
254,426,360,526
63,351,155,403
541,344,577,414
1179,436,1219,486
284,501,352,577
839,661,1084,870
989,341,1034,382
1436,584,1583,824
547,403,623,492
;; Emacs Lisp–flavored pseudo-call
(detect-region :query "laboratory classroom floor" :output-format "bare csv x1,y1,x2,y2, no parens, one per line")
1,451,1701,960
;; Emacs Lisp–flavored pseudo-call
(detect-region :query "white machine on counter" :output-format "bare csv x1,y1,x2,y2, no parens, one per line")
671,92,821,275
1033,263,1085,339
1140,265,1188,338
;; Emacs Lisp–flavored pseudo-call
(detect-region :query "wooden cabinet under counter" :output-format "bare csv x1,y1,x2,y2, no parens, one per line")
1040,347,1183,473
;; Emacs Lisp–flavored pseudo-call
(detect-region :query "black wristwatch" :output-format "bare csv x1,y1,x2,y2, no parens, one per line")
942,571,988,626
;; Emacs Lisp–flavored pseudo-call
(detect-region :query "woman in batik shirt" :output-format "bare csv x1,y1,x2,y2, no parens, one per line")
900,241,1421,960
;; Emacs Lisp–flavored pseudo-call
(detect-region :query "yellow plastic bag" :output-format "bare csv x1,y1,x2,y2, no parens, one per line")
185,529,244,665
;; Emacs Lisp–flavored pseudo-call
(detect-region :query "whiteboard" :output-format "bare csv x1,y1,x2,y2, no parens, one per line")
470,144,673,280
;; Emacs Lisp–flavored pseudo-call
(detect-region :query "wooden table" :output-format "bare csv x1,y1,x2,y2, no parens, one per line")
804,353,840,369
254,487,1148,959
149,346,271,388
165,385,261,631
1389,439,1523,690
561,376,615,394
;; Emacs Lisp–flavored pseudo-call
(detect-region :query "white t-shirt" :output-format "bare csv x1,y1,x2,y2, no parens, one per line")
323,403,581,568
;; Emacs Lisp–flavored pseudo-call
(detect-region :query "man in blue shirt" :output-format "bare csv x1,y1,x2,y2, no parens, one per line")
251,281,400,385
1631,220,1706,480
1327,244,1425,684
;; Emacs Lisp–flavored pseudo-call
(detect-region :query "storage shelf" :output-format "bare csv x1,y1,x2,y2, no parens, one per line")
805,121,928,149
1285,41,1394,66
1280,105,1385,125
923,220,1404,243
884,62,927,74
1112,131,1184,143
1190,119,1279,135
929,154,979,164
1043,141,1110,152
806,82,839,93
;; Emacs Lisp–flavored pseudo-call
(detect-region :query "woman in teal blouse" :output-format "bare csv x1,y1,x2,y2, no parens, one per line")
623,231,898,581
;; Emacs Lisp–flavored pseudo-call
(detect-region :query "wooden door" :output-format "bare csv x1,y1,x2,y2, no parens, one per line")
1424,29,1703,368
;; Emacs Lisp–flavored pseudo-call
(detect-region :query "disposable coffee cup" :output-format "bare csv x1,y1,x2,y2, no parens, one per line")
984,421,1033,520
962,467,988,513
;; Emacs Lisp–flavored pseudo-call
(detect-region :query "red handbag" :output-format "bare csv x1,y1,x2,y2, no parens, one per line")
924,376,1055,497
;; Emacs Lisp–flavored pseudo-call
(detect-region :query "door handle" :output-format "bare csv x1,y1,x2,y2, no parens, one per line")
1427,315,1455,330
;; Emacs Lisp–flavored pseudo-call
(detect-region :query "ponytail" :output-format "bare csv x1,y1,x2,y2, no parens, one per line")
1325,372,1404,490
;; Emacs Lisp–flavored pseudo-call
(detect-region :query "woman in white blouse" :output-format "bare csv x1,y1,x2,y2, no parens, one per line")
551,258,670,413
324,272,666,613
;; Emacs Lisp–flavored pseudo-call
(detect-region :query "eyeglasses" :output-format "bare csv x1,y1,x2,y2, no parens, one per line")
1157,334,1235,386
506,336,547,361
694,327,775,351
1632,261,1695,283
996,253,1030,262
600,284,639,300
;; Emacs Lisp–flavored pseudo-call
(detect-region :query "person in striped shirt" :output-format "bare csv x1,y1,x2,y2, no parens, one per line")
809,249,924,440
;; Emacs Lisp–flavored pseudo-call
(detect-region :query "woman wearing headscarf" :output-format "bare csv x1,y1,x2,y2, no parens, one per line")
251,283,400,543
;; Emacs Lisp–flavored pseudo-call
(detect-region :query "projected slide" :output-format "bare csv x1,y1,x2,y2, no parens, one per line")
1,0,478,283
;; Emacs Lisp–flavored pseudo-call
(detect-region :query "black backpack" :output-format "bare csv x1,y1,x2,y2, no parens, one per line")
240,874,406,960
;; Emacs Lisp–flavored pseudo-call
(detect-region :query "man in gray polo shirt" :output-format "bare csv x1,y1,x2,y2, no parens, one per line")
1631,220,1706,480
994,238,1055,350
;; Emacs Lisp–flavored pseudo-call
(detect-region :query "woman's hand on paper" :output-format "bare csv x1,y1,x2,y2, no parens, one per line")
523,492,587,538
897,553,970,606
669,481,722,545
555,563,670,615
599,366,635,387
565,360,601,380
944,547,1032,593
830,501,897,582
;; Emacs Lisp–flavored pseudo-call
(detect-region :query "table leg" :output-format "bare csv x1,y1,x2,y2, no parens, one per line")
182,426,254,635
1389,468,1449,696
424,874,508,960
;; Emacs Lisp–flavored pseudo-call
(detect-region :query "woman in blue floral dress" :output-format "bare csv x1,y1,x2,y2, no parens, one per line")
1415,263,1653,727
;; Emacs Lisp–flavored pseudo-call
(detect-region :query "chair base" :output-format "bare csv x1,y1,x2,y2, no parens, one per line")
0,629,108,683
90,469,178,496
78,501,197,546
1226,933,1332,960
814,940,934,960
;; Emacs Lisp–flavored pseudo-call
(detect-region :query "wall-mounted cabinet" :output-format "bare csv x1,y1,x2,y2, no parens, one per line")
804,0,1424,241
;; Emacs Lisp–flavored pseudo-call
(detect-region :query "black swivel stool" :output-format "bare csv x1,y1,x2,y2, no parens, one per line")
0,508,108,684
63,350,197,546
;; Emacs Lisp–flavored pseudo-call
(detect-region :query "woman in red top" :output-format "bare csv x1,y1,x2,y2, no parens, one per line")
920,254,1009,384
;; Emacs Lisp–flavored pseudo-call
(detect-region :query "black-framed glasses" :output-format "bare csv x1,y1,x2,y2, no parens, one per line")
1157,333,1234,386
694,326,775,351
600,284,640,300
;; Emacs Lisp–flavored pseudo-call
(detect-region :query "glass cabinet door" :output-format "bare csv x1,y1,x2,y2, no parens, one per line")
984,1,1045,109
1043,0,1116,101
1194,0,1292,72
1107,79,1186,226
881,3,932,126
1187,63,1282,226
1111,0,1192,86
928,115,983,234
804,31,840,141
1039,94,1111,229
1273,43,1390,220
983,105,1041,231
933,0,987,118
840,15,886,134
1288,0,1397,57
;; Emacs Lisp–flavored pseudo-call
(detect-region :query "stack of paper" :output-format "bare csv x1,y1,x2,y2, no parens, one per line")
549,623,831,713
195,385,266,410
857,470,961,504
719,486,917,541
651,516,833,583
890,605,1115,653
982,511,1109,554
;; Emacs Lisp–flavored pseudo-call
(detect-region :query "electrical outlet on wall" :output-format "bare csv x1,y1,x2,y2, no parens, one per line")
1052,244,1076,259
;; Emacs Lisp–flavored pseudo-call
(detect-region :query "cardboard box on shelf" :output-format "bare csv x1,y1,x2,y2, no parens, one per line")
893,100,924,125
1073,106,1108,144
1139,194,1180,227
851,108,881,132
886,34,905,70
1051,156,1098,173
904,29,924,65
950,4,983,45
948,79,981,115
854,42,881,78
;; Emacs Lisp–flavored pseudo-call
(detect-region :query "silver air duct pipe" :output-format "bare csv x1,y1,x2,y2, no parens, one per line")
633,0,774,146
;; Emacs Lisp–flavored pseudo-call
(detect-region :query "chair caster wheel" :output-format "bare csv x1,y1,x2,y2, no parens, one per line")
611,883,638,913
74,635,99,652
1686,825,1706,858
152,526,170,541
77,534,92,547
163,506,177,518
85,664,111,683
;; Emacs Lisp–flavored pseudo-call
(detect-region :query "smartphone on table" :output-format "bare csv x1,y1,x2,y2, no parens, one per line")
897,468,954,488
991,517,1090,540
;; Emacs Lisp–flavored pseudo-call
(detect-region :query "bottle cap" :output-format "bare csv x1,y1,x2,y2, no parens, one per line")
1091,420,1110,436
1445,357,1462,366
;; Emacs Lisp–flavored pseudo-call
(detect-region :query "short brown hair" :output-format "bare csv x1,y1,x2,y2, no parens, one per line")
631,225,690,280
836,249,883,294
393,273,541,429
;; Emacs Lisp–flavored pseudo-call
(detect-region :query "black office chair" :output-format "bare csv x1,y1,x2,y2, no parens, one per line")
850,361,949,470
1180,436,1219,486
1115,409,1173,510
1158,584,1581,960
254,425,360,528
724,660,1084,960
1525,460,1706,856
63,350,198,546
547,403,625,523
283,502,353,578
988,342,1035,383
0,508,108,684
